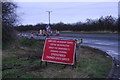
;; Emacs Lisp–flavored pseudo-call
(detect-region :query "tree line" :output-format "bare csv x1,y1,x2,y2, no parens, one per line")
15,16,118,32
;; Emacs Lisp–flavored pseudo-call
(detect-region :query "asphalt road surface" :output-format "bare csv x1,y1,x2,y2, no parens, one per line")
59,33,119,61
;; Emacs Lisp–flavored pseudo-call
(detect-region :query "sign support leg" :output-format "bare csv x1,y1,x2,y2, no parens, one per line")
72,53,77,68
40,60,42,66
45,61,48,66
75,52,77,68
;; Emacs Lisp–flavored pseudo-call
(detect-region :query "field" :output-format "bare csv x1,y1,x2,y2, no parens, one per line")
2,38,112,78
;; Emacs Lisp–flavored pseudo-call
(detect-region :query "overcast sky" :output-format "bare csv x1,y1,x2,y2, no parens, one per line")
16,1,118,25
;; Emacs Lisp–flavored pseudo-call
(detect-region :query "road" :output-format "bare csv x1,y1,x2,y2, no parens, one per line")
59,33,119,61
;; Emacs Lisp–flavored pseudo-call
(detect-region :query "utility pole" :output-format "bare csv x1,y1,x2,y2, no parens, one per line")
46,11,52,25
118,1,120,31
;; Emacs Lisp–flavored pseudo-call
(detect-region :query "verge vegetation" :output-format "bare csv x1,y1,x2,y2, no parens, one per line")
2,38,112,78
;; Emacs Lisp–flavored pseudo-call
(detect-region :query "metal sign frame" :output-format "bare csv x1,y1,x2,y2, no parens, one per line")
40,37,82,68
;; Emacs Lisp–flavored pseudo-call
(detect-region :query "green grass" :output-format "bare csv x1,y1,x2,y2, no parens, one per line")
74,45,112,78
2,38,44,78
20,72,43,78
2,38,17,50
21,60,30,65
2,54,31,66
20,74,34,78
19,38,44,48
2,54,42,78
75,58,112,78
32,60,41,64
0,71,2,78
54,73,71,78
2,69,19,77
3,54,41,67
2,54,20,66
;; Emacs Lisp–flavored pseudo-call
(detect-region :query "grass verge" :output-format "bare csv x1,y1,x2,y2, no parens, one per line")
2,37,112,78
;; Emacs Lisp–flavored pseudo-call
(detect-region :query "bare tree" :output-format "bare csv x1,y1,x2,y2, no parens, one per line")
2,2,18,47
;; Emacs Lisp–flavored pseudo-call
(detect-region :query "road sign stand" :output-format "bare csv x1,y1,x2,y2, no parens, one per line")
40,37,82,68
72,52,77,68
40,61,48,67
45,61,48,66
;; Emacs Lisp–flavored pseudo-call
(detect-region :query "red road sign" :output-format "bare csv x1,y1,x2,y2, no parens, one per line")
42,38,76,65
